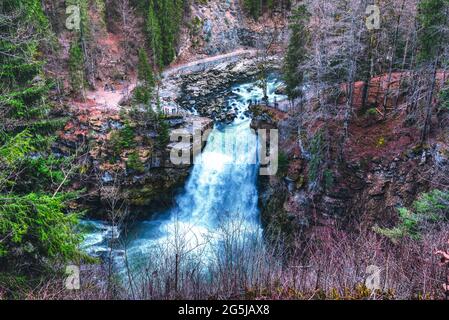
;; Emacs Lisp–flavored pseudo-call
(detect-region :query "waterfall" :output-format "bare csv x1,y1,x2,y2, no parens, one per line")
82,75,287,273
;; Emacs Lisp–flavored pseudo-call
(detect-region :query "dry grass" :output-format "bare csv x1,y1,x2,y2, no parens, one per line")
10,221,448,300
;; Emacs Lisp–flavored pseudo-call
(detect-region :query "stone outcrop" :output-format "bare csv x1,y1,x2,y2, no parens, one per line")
176,56,283,121
57,108,213,217
177,0,288,60
119,117,213,211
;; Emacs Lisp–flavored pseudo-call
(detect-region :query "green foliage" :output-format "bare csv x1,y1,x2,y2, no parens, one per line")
127,101,171,152
68,40,86,98
109,122,136,158
134,86,151,105
414,189,449,218
145,0,185,67
156,113,170,148
135,49,155,104
146,0,164,68
18,156,71,192
439,82,449,111
189,16,204,35
324,169,334,190
376,137,386,148
0,193,83,271
307,130,324,184
0,1,84,278
366,108,378,116
66,0,92,91
94,0,107,27
67,0,92,42
0,130,33,168
283,4,310,102
417,0,449,63
374,190,449,242
0,131,33,190
126,152,145,173
277,151,289,177
243,0,291,19
120,122,136,149
0,1,53,123
137,49,155,87
244,0,262,20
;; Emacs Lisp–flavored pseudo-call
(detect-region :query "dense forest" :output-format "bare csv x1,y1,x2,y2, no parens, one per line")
0,0,448,301
0,0,84,281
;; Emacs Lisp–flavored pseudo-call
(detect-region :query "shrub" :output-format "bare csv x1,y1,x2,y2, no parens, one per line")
126,152,145,173
439,83,449,111
109,122,136,158
277,151,289,177
366,108,378,116
307,130,324,183
374,190,449,242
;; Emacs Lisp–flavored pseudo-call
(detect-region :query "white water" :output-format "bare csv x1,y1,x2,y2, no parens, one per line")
82,75,287,272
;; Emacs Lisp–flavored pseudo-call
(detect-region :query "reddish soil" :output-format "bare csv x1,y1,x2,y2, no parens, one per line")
342,72,448,163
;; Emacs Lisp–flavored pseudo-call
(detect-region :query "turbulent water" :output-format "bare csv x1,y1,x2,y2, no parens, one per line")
82,75,287,273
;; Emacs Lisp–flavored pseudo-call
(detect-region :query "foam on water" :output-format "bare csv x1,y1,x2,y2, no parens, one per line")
82,75,287,271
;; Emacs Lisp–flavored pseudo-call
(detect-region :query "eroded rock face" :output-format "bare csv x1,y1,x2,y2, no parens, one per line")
57,109,213,217
250,104,449,236
259,145,449,236
177,0,288,59
119,117,213,211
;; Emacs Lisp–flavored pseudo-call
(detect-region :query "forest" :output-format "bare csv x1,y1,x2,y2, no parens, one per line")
0,0,448,302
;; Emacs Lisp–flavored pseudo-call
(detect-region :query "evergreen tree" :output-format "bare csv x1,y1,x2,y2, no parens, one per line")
137,48,155,88
0,0,83,277
283,5,310,102
159,0,176,65
417,0,449,63
244,0,262,20
68,40,86,99
145,0,185,67
67,0,94,86
135,48,155,104
146,0,163,68
416,0,449,142
244,0,291,19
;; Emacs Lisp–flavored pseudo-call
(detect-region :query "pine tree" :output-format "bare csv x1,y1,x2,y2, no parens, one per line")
0,0,83,277
243,0,291,19
68,40,86,99
283,5,310,102
144,0,186,67
146,0,163,68
67,0,95,86
135,48,155,104
244,0,262,20
160,0,175,65
416,0,449,142
138,48,155,88
417,0,449,63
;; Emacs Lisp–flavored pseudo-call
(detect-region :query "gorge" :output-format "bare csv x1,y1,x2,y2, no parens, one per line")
1,0,449,301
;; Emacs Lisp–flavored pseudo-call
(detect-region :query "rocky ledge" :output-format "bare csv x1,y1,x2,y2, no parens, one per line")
57,107,213,217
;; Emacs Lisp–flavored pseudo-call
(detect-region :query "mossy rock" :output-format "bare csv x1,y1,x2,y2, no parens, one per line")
126,186,156,206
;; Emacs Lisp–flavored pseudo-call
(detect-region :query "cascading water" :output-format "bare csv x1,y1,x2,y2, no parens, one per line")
82,75,287,274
